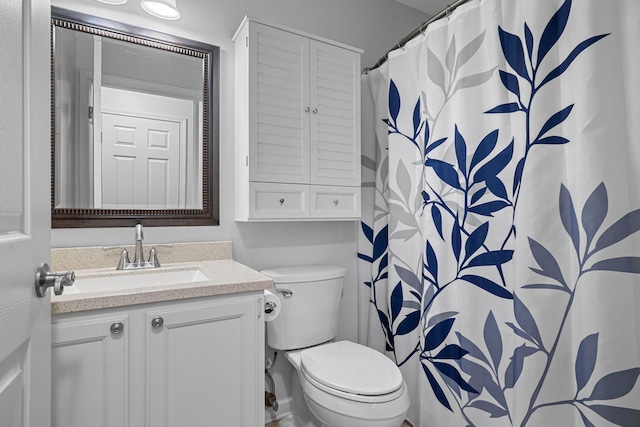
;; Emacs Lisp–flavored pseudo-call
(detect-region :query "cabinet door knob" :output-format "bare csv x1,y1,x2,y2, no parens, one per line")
312,108,318,114
304,106,310,112
110,322,124,335
151,316,164,329
279,198,285,205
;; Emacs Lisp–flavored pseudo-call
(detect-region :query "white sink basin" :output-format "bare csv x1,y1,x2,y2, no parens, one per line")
70,268,210,294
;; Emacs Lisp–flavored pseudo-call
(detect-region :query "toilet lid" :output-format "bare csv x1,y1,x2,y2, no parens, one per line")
300,341,403,396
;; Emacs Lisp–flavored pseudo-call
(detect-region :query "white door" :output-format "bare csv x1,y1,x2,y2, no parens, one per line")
98,87,192,209
0,0,52,426
101,113,182,209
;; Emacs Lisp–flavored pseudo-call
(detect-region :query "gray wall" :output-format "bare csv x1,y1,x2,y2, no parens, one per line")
51,0,429,419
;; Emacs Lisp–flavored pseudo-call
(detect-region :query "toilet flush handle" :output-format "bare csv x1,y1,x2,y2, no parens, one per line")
277,288,293,298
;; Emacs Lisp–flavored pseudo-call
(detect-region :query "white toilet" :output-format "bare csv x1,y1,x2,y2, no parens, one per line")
262,265,410,427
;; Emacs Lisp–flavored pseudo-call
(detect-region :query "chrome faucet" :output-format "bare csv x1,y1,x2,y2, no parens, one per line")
134,223,145,267
109,224,164,270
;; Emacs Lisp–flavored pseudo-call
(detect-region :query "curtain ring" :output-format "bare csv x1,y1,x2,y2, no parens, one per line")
446,5,452,20
393,42,405,52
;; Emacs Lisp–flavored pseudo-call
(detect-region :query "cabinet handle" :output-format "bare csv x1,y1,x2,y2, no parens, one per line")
110,322,124,335
279,198,285,205
312,108,318,114
151,316,164,329
304,106,310,113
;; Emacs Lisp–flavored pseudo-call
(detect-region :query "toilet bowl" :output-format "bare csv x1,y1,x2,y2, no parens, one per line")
262,265,410,427
294,341,409,427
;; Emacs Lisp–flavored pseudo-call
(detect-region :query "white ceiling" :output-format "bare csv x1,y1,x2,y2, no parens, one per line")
394,0,452,16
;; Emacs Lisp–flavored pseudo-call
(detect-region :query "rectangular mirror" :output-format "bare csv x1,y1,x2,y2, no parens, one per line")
51,7,219,227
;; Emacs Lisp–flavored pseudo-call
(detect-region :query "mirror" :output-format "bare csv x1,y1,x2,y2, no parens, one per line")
51,7,219,227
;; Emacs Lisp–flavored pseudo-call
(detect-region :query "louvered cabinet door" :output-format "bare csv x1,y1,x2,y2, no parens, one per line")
248,23,310,184
309,40,361,187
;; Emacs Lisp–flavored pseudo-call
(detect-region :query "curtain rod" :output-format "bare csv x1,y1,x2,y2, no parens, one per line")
365,0,473,73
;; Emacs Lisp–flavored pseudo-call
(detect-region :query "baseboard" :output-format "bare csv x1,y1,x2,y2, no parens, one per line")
264,396,292,423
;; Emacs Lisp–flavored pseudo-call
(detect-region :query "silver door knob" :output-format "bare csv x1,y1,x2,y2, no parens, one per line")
35,263,75,297
151,316,164,329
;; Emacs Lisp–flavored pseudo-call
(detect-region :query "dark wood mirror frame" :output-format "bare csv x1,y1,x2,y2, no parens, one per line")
51,6,219,228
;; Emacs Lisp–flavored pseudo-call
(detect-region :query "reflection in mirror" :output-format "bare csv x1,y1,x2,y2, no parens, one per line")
51,7,219,227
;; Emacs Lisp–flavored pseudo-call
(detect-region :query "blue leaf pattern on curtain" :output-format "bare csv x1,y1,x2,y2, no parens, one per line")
358,0,640,425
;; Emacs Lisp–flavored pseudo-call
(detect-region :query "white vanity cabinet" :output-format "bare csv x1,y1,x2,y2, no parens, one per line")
234,17,362,221
52,292,264,427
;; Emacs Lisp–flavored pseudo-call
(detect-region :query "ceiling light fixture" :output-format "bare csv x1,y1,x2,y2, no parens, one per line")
96,0,128,4
140,0,181,20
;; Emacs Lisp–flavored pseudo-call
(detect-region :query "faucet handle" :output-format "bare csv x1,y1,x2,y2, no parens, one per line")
147,245,172,267
148,247,160,267
102,246,131,270
118,248,131,270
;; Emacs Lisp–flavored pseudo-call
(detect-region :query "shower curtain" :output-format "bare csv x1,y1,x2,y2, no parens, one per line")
358,0,640,426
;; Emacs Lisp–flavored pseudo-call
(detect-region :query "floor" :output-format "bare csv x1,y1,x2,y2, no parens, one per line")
266,421,413,427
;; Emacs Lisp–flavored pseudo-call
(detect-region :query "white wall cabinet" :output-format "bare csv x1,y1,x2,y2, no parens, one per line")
234,17,362,221
52,292,264,427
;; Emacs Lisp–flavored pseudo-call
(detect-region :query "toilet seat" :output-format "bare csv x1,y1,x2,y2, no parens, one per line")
299,341,404,403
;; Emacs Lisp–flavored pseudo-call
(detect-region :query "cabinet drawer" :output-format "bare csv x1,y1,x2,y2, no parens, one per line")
311,186,360,218
249,182,309,218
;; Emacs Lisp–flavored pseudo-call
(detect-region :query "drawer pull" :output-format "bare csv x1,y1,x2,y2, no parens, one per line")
333,199,339,206
151,316,164,329
110,322,124,335
279,198,285,205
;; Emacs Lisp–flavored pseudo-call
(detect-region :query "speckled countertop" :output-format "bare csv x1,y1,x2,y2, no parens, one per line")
50,242,273,314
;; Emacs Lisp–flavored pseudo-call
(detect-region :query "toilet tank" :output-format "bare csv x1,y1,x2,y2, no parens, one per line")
262,265,346,351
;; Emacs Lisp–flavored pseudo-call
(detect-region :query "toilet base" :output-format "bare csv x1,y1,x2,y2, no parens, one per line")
279,414,326,427
278,415,299,427
286,370,324,426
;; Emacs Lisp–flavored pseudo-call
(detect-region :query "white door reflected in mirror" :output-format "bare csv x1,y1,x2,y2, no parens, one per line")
98,87,201,210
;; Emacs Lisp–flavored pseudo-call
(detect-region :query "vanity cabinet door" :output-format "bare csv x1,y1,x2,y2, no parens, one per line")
51,315,129,427
146,294,263,427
